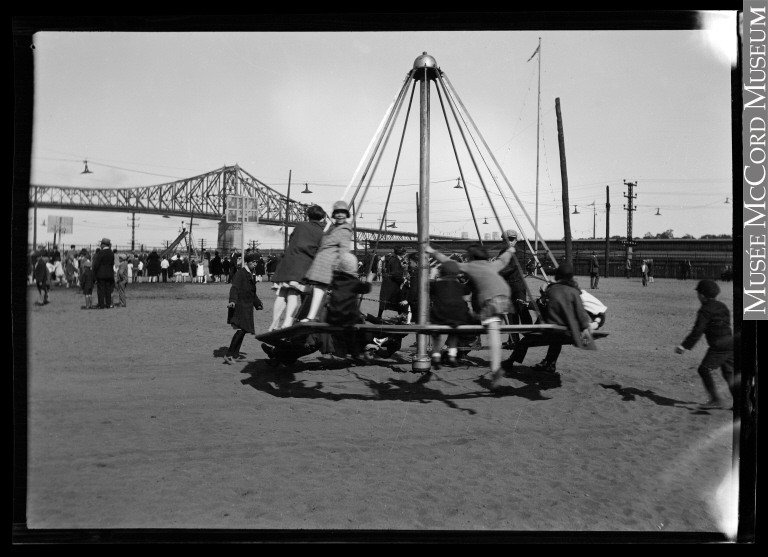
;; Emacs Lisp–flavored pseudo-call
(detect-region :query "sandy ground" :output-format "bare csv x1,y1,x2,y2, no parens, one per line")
24,275,736,532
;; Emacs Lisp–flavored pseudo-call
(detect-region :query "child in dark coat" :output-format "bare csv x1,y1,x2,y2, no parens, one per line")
80,260,96,309
429,260,472,368
675,279,735,408
33,251,51,305
324,253,373,359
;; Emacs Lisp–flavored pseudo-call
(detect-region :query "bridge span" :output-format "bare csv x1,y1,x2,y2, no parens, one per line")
30,165,456,244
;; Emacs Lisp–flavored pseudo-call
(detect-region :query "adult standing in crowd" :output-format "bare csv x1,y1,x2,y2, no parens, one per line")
92,238,115,309
222,256,231,282
624,257,632,279
377,246,408,319
254,253,266,283
371,252,381,281
160,256,170,283
138,252,146,282
203,252,211,283
147,249,161,283
265,254,278,282
301,201,353,322
268,205,326,330
181,256,191,282
210,251,223,282
190,257,199,283
224,253,264,364
589,251,600,289
173,255,184,282
647,258,655,283
131,254,140,283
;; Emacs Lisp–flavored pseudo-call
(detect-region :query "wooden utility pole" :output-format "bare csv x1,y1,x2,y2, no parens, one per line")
33,187,37,248
556,98,572,266
605,186,610,277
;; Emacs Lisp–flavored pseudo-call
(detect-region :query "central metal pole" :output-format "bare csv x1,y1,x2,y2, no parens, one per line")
413,53,435,373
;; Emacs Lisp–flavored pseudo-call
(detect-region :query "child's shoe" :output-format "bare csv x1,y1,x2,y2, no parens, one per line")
431,354,442,370
699,397,726,409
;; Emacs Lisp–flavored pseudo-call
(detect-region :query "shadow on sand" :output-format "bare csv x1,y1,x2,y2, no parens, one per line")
236,354,563,415
598,383,718,415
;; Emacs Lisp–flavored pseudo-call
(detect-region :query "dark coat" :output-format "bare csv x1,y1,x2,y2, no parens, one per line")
228,268,262,334
681,299,733,351
92,248,115,280
541,281,591,345
379,255,406,305
589,255,600,274
210,255,223,275
325,272,372,327
81,268,95,292
34,259,49,284
222,259,230,274
147,251,161,276
430,279,472,327
254,257,266,276
272,221,325,283
498,249,527,294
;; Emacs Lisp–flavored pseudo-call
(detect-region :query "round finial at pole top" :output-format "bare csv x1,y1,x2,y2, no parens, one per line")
412,52,439,80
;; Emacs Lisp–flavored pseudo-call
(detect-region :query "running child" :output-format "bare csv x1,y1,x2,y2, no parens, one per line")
674,279,735,409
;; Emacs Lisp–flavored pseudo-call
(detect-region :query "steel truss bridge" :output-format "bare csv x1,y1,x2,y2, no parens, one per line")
30,165,456,244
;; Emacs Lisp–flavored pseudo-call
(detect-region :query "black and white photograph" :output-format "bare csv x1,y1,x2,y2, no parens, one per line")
13,13,756,542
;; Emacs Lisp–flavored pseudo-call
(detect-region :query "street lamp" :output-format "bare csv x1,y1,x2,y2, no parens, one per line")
572,205,580,214
301,183,312,194
81,160,93,174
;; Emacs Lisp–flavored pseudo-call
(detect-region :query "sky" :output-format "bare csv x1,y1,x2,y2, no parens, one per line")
26,16,737,251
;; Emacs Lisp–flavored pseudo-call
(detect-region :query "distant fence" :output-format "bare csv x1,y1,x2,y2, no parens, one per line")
574,254,732,280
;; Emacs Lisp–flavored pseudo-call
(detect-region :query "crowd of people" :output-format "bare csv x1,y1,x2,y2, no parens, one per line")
26,239,287,311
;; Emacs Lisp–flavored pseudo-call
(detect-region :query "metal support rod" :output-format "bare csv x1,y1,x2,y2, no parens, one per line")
434,82,483,244
415,64,431,369
284,170,291,253
352,200,358,255
605,186,610,278
556,98,572,266
439,75,542,321
348,73,413,215
440,74,557,275
358,82,417,309
535,37,542,256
